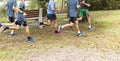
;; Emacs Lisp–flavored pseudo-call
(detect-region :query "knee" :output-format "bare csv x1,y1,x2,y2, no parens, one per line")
16,27,20,30
70,23,74,26
47,23,51,26
75,21,78,24
77,17,82,21
87,18,91,22
16,26,20,30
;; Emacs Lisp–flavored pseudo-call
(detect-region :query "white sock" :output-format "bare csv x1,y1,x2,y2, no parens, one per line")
89,26,91,28
61,25,64,28
10,30,14,34
78,31,81,34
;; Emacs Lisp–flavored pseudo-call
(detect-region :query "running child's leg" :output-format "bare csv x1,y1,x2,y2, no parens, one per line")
75,20,84,36
39,20,52,26
86,10,94,30
53,20,60,34
23,21,36,42
8,17,16,36
0,22,20,33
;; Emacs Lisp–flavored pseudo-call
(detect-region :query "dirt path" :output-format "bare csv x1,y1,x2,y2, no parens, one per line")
20,46,120,61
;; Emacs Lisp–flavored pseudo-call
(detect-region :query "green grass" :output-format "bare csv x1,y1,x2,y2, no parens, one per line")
0,10,120,61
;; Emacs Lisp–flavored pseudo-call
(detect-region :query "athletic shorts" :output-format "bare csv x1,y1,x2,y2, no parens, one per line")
8,17,15,23
15,20,27,26
79,9,90,17
47,14,57,21
69,17,77,23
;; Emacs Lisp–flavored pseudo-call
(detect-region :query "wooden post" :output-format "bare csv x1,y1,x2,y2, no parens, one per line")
38,8,43,28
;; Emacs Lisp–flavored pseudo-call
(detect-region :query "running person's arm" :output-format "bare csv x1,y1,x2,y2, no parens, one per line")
81,0,91,7
52,7,58,11
12,0,20,13
51,2,58,11
65,0,68,7
77,0,80,9
65,3,68,7
15,2,25,13
14,7,24,13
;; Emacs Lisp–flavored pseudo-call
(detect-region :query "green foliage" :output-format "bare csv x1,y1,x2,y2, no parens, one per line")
29,0,49,9
89,0,120,10
38,0,49,8
0,3,7,17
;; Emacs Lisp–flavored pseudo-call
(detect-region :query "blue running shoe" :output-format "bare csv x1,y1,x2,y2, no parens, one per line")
0,22,2,28
77,32,84,36
9,33,17,36
27,37,36,42
58,25,62,32
2,26,9,33
88,26,94,30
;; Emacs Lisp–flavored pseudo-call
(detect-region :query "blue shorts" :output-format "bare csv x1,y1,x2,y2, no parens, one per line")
15,20,27,26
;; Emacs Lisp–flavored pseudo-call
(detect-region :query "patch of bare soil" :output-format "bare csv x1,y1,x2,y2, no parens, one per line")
20,46,120,61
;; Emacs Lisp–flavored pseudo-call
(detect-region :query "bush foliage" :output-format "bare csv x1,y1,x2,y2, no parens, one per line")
89,0,120,10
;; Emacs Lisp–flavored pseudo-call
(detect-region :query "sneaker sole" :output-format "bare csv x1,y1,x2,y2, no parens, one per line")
78,32,84,37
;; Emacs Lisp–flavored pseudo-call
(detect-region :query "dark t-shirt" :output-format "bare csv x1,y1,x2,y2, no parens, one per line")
80,0,89,9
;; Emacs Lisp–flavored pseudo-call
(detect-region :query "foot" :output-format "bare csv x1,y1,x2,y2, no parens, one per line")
55,31,61,35
0,22,2,28
39,22,43,25
9,33,17,36
58,25,62,32
88,26,94,30
27,37,36,42
77,32,84,36
1,25,9,33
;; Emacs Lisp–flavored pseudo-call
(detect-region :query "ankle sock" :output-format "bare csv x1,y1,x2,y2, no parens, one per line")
78,31,81,34
89,26,91,28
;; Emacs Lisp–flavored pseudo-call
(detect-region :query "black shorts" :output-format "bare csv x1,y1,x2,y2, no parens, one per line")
15,20,27,26
8,17,15,23
47,14,57,21
69,17,77,23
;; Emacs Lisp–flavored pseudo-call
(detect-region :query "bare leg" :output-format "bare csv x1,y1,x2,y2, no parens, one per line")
8,25,20,30
25,26,30,37
87,16,91,26
75,20,80,33
58,22,74,32
0,24,20,33
62,22,74,28
10,30,14,34
25,25,36,42
10,23,16,35
53,20,58,31
75,20,84,36
77,17,83,21
43,20,51,26
1,23,20,30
